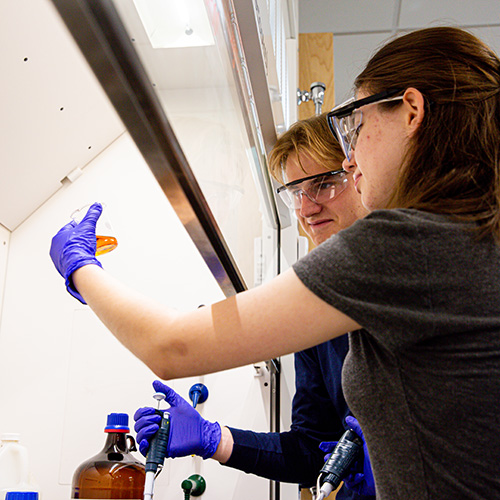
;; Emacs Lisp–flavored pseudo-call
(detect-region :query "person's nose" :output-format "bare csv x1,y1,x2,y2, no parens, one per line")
342,151,357,173
298,192,322,217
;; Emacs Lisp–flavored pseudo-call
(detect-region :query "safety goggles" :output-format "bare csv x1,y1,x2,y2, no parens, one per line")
276,169,348,209
327,89,403,161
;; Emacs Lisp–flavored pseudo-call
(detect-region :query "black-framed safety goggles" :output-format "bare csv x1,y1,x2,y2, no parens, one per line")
327,89,403,161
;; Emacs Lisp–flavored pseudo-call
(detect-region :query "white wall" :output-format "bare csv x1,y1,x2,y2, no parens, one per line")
0,133,272,500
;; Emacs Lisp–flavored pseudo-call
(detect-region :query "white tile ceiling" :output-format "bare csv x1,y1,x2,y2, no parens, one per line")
299,0,500,103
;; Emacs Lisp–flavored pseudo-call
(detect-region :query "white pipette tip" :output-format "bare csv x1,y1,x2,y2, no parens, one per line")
317,482,334,500
144,470,155,500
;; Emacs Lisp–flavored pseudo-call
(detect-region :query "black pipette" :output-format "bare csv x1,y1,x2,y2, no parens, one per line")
143,393,170,500
316,428,363,500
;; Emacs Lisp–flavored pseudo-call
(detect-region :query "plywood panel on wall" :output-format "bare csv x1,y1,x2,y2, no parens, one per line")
298,32,334,120
297,32,335,250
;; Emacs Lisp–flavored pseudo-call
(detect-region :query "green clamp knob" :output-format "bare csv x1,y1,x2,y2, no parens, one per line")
181,474,206,497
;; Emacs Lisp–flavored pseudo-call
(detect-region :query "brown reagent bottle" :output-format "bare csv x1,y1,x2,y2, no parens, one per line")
71,413,145,499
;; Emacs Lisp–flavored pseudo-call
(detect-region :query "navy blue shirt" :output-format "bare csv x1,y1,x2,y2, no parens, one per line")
223,336,374,500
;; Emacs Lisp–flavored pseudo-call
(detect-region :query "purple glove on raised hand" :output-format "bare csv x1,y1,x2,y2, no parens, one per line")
49,202,103,304
319,415,375,496
134,380,221,460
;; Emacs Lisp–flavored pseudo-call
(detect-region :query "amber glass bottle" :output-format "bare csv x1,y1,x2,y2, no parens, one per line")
71,413,145,499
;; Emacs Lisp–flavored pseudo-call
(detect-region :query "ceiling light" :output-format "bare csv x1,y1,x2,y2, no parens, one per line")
132,0,215,49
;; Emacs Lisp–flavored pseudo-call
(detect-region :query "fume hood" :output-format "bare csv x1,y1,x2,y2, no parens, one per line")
0,0,300,499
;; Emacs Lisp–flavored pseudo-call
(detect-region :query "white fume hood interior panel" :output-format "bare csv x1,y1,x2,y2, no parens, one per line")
0,132,272,499
0,226,9,322
0,0,125,231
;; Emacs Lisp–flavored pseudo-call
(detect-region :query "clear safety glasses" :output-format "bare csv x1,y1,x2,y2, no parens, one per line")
276,169,349,209
327,89,403,161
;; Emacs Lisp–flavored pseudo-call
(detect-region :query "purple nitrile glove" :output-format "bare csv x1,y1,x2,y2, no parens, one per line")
134,380,221,460
49,202,103,304
319,439,336,461
319,416,375,496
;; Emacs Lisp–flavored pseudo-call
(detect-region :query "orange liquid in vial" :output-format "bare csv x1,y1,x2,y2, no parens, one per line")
96,235,118,256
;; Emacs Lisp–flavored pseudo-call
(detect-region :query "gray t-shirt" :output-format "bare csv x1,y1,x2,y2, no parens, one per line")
293,209,500,499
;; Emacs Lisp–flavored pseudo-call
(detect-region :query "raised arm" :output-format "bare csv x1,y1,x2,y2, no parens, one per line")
71,263,358,379
51,202,359,380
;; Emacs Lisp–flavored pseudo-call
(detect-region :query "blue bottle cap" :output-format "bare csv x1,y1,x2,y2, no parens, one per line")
6,493,39,500
105,412,129,433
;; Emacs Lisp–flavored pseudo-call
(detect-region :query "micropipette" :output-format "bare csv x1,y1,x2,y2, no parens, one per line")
315,428,363,500
143,392,170,500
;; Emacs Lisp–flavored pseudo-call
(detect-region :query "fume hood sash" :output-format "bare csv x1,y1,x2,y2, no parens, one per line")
50,0,248,297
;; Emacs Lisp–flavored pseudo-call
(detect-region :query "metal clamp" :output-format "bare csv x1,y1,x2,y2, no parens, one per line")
297,81,326,115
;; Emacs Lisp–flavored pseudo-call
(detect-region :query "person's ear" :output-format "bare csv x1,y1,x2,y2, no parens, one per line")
402,87,425,137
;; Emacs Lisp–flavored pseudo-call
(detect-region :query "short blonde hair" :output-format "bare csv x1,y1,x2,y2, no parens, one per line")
268,113,344,184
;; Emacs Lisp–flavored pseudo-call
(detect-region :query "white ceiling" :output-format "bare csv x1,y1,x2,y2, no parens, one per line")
298,0,500,103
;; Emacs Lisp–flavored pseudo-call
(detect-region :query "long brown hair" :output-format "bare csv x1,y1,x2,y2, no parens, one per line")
356,27,500,240
268,113,344,184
